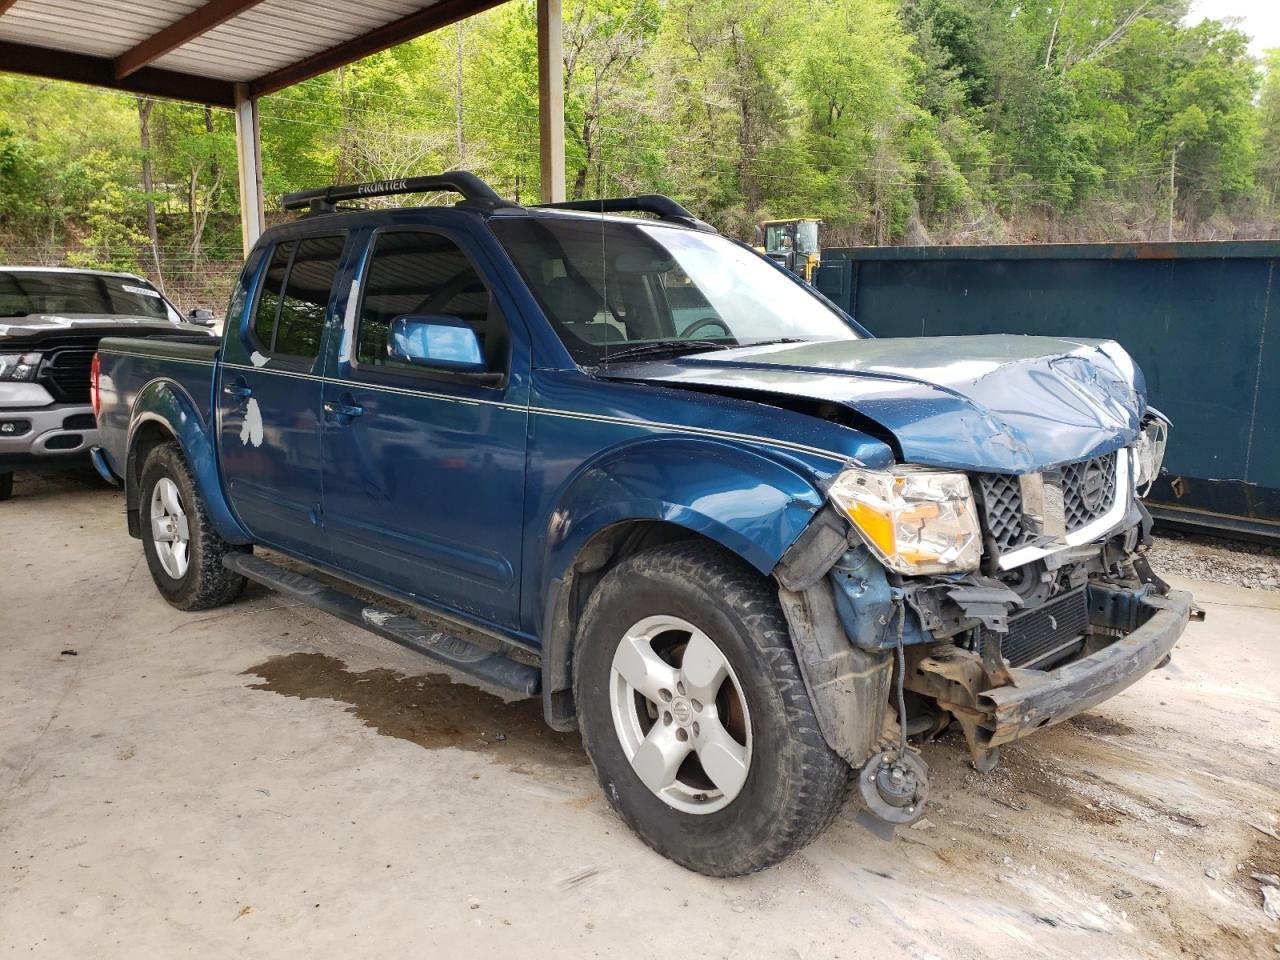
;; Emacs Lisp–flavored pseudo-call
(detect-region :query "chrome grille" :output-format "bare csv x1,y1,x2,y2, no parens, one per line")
976,452,1120,556
1061,453,1118,530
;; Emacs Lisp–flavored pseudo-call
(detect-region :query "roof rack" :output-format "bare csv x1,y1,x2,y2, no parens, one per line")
536,195,717,233
281,172,516,213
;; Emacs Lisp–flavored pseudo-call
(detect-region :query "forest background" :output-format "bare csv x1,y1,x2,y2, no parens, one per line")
2,0,1279,310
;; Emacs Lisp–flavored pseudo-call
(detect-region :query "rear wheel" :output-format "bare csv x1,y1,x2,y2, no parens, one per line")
139,442,247,610
574,540,849,876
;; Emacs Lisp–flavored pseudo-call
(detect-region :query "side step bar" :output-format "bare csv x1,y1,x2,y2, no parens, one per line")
223,553,540,697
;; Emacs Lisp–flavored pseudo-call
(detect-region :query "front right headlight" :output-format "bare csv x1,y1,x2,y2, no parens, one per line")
0,352,41,382
1132,415,1169,494
828,465,982,575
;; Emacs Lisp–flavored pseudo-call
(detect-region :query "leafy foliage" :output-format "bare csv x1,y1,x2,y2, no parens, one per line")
0,0,1276,305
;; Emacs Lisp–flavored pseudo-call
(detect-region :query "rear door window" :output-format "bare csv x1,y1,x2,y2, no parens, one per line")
252,236,345,359
254,242,293,348
275,236,344,357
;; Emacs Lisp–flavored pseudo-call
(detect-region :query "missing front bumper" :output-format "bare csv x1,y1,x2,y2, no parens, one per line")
907,586,1194,766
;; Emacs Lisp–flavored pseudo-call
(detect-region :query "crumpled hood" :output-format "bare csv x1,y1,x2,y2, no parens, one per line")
0,313,195,343
604,335,1146,473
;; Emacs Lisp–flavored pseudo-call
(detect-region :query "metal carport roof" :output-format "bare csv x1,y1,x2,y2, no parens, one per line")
0,0,568,245
0,0,512,106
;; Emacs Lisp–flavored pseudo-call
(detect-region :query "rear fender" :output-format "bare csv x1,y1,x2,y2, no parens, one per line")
125,379,249,544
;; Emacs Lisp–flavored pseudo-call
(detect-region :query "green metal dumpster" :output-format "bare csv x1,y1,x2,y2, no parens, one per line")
816,241,1280,539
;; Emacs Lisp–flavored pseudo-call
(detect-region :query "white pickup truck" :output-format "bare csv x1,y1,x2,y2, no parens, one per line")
0,266,212,500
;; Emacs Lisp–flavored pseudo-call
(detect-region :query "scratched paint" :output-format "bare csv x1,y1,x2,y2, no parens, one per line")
240,398,264,447
361,607,394,627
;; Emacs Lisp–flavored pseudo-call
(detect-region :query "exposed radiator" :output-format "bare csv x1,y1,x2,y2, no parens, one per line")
983,587,1090,669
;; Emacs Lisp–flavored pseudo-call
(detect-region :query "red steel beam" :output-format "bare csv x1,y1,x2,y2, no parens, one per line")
115,0,269,79
3,0,505,106
250,0,506,97
0,40,236,106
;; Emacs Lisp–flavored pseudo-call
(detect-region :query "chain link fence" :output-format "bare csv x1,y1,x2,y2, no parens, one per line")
1,245,242,319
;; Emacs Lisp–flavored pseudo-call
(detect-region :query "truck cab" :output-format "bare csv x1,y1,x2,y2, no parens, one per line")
92,174,1195,877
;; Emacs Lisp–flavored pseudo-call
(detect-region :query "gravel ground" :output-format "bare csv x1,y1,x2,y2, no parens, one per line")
1148,530,1280,591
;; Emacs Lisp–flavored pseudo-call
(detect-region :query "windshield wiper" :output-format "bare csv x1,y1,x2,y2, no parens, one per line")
740,337,811,348
602,339,732,363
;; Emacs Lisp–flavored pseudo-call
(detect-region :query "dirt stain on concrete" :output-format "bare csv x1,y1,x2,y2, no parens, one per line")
244,651,586,770
1063,712,1137,738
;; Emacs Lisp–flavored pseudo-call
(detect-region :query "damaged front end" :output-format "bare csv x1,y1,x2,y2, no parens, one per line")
774,414,1200,835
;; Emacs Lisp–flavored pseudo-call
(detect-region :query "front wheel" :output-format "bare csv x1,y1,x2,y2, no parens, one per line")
139,441,247,610
574,541,848,876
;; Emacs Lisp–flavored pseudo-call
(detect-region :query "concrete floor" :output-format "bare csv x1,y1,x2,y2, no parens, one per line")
2,472,1278,959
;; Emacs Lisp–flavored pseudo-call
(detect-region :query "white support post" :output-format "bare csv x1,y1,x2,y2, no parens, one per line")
537,0,566,204
233,82,264,255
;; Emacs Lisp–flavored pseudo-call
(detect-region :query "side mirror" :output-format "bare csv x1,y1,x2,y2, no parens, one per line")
388,314,487,374
188,307,217,327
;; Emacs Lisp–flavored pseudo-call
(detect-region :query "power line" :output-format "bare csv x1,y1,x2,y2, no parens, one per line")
0,73,1203,189
267,86,1178,175
257,110,1174,192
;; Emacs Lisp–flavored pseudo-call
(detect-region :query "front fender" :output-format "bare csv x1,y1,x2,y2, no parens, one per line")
536,436,831,730
126,379,250,544
542,435,828,590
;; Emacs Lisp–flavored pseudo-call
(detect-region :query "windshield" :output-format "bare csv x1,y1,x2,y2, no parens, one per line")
0,272,178,321
764,223,794,254
795,220,819,254
490,216,857,365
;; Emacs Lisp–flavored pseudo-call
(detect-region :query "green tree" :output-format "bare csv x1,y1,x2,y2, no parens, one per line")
1258,51,1280,212
1,0,1277,264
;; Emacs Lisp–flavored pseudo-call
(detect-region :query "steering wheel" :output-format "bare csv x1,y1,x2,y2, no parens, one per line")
681,316,731,340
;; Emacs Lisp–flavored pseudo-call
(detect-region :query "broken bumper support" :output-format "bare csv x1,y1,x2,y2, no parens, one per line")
909,588,1194,766
979,589,1193,746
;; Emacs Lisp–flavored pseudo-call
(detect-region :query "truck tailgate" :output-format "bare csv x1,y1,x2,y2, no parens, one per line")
94,335,220,476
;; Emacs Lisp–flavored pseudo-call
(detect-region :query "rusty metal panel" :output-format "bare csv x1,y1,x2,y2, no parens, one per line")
821,241,1280,534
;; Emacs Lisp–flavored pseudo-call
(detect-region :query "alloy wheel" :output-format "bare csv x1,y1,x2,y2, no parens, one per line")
609,614,752,814
149,476,191,580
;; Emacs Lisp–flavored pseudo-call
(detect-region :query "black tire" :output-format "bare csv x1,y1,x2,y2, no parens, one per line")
0,472,12,501
573,540,849,876
139,442,247,611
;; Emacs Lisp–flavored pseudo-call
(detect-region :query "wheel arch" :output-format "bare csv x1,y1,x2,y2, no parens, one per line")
537,437,829,731
125,380,249,544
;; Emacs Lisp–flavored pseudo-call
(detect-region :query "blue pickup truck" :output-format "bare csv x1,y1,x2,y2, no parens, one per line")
92,173,1196,876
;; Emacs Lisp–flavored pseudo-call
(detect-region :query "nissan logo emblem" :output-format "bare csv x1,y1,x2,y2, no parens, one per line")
1080,460,1109,511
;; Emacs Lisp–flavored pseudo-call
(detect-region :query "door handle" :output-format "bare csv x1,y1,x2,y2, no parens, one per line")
323,399,363,422
223,379,252,401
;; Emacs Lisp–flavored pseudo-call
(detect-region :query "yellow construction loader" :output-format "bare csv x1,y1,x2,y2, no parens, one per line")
753,218,822,282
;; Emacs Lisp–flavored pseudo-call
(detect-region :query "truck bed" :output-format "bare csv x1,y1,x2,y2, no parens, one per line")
97,334,221,363
94,334,222,480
